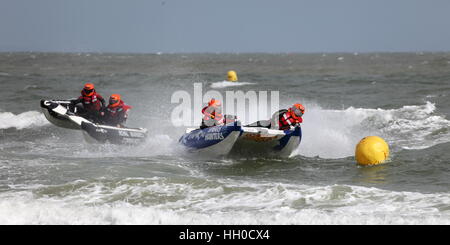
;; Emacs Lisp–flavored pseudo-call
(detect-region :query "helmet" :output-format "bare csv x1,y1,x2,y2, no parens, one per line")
227,70,238,82
208,98,221,107
82,83,95,96
109,94,121,107
291,103,305,118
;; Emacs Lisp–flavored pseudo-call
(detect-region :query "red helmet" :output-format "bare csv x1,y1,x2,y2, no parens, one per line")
291,103,305,118
208,98,221,107
109,94,121,107
82,83,95,96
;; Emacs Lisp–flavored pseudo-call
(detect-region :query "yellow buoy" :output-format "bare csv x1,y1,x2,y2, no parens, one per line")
227,70,238,82
355,136,389,166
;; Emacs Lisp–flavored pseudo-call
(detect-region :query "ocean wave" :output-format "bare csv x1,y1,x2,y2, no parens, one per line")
295,101,450,158
210,81,256,89
0,111,49,130
0,181,448,224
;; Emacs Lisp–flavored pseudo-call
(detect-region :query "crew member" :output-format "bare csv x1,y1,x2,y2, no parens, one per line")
70,83,106,122
274,103,305,130
101,94,132,127
245,103,305,130
200,98,224,128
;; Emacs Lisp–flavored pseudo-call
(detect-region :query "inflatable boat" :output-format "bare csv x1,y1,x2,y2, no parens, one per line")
40,99,147,144
179,121,301,157
81,121,147,144
40,99,88,129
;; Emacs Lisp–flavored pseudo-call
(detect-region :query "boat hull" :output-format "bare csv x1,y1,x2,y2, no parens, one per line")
179,122,242,156
81,122,148,145
231,126,301,157
40,99,81,129
179,122,301,157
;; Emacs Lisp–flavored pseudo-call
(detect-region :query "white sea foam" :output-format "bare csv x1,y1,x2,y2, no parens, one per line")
0,181,448,225
122,133,180,157
0,111,49,130
210,81,255,89
293,101,450,158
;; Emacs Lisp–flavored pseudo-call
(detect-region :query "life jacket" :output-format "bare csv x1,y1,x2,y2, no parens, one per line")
106,100,132,117
278,109,302,130
79,90,103,111
103,100,132,126
202,106,224,126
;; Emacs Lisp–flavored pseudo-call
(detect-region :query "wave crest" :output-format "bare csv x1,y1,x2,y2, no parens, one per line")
295,101,450,158
210,81,255,89
0,111,49,130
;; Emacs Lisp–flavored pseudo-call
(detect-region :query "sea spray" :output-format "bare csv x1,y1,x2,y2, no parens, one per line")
293,101,450,158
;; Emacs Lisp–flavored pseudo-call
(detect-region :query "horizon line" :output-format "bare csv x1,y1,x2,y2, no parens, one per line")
1,50,450,55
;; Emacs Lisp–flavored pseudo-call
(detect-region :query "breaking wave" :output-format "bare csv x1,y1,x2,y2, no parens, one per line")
295,101,450,158
210,81,256,89
0,180,448,224
0,111,49,130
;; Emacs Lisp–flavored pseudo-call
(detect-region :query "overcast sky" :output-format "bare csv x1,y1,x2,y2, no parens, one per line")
1,0,450,53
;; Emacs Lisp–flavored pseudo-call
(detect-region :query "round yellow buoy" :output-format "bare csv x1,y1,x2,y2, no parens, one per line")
227,70,238,82
355,136,389,166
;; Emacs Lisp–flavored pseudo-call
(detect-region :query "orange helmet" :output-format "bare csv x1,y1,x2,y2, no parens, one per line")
82,83,95,96
208,98,221,107
109,94,121,107
291,103,305,118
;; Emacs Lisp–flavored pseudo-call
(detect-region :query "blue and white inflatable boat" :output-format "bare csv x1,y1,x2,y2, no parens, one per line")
179,122,302,157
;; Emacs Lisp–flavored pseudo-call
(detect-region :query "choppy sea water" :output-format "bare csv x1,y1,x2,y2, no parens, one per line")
0,52,449,224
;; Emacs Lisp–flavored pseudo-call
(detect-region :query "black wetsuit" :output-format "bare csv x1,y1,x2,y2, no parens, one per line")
245,109,288,129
